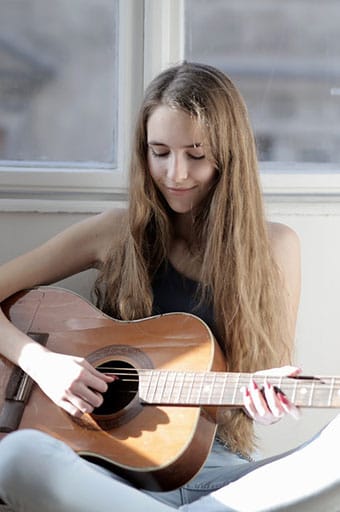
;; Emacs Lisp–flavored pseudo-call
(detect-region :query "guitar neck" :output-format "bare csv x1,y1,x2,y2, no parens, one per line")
139,371,340,409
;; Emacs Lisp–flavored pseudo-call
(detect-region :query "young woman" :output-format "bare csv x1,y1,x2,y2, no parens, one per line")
0,62,337,512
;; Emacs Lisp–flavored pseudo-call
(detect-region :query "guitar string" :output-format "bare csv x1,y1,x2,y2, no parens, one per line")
96,366,339,378
97,369,340,381
96,367,340,384
96,369,340,398
99,375,340,387
91,369,340,405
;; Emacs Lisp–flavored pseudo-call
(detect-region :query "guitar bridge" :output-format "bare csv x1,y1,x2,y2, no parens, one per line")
0,332,48,433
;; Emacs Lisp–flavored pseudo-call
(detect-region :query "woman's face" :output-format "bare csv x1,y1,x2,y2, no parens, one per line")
147,105,217,215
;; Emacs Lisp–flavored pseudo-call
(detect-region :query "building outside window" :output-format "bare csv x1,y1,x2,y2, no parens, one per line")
184,0,340,165
1,0,339,207
0,0,118,166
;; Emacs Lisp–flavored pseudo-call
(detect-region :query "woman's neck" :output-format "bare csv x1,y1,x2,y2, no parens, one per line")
172,212,195,244
169,213,202,280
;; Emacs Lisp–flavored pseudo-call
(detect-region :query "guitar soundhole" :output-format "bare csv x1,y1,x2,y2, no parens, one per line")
93,360,139,415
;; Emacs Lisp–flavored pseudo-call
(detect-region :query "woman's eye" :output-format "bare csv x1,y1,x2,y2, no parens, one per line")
150,149,169,158
188,154,205,160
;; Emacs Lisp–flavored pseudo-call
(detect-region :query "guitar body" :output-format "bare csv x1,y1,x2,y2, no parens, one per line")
0,287,226,491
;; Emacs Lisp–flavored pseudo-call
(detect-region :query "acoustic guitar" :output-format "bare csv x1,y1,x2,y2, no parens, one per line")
0,287,339,491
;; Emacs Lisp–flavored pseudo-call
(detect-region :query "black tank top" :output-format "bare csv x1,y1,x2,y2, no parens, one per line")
152,260,217,340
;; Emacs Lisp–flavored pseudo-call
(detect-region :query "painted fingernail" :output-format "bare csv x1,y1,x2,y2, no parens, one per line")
251,379,259,390
241,386,251,397
278,392,289,405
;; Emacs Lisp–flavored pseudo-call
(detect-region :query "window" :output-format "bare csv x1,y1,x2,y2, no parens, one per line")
2,1,338,207
184,0,340,165
184,0,340,196
0,0,144,209
0,0,118,164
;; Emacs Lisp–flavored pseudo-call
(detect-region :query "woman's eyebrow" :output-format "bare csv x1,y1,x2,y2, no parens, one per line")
148,141,203,148
185,142,203,148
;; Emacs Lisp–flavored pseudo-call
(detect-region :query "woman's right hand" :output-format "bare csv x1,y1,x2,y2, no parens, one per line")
30,351,115,417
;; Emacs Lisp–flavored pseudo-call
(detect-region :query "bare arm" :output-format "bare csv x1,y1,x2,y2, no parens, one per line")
0,208,125,416
268,221,301,350
243,222,302,425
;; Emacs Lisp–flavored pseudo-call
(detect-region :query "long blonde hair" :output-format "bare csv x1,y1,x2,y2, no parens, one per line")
95,62,291,454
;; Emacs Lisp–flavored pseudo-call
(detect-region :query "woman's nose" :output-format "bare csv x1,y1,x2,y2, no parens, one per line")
167,154,188,182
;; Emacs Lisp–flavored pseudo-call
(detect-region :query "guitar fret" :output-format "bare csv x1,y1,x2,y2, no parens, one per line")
202,373,212,403
231,373,240,405
184,373,193,403
219,374,227,405
163,371,175,403
141,370,153,402
156,371,168,403
308,380,315,407
209,373,216,404
184,373,194,403
183,373,189,403
166,371,176,403
161,371,170,402
200,374,208,403
177,372,185,403
291,379,298,403
197,373,204,404
139,370,340,409
328,377,335,407
151,371,161,402
194,373,203,404
190,373,196,403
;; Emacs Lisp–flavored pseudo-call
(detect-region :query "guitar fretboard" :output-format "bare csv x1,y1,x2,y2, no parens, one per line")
138,371,340,408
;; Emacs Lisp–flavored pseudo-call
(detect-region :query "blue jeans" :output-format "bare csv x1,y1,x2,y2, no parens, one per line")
1,415,340,511
146,438,255,507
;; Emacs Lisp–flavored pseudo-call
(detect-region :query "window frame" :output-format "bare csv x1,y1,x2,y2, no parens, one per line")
261,162,340,200
0,0,145,212
0,0,338,214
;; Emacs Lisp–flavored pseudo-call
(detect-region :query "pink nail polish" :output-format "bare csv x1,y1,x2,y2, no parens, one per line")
278,392,289,405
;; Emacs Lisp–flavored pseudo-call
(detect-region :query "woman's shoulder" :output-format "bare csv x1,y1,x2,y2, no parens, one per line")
267,221,300,251
90,207,128,262
94,207,128,230
266,221,301,276
73,207,128,244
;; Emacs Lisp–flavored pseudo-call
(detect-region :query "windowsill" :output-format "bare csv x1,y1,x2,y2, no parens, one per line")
1,162,340,213
261,162,340,199
0,165,128,212
0,196,127,213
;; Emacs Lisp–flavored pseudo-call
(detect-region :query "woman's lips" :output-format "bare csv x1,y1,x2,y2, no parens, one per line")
166,186,196,194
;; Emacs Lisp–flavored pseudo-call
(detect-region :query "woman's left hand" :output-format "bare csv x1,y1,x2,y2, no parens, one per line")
241,366,301,425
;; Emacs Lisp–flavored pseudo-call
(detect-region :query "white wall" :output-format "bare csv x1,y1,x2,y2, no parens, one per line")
256,197,340,457
1,198,339,458
0,211,97,298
